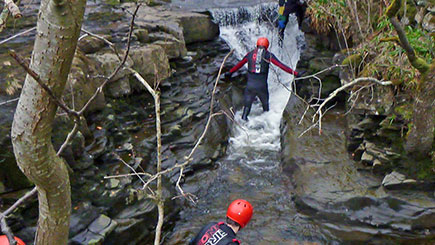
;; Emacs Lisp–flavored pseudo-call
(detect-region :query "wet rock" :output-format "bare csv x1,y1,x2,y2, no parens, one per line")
372,159,384,173
65,50,106,114
178,13,219,44
71,214,118,245
78,35,107,54
361,151,374,165
356,117,378,131
90,52,132,82
382,171,407,189
106,179,120,189
154,40,187,59
105,77,132,98
69,202,101,238
72,153,94,171
134,28,150,43
129,44,171,91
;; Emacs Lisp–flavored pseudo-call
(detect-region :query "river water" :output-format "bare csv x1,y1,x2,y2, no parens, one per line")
166,3,332,244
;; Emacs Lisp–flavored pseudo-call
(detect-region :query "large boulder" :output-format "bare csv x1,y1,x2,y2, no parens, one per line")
65,50,106,114
129,44,171,91
125,3,219,45
280,94,435,242
177,13,219,44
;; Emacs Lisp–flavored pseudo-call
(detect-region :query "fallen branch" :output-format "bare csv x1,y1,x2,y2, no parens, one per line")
311,77,392,135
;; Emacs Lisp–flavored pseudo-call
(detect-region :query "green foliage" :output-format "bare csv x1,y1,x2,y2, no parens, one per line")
405,26,434,64
394,104,413,121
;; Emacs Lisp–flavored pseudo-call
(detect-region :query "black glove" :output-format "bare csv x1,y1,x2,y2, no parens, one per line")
295,70,306,78
224,72,233,80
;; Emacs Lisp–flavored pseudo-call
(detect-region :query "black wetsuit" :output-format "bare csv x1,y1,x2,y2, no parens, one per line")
229,47,298,120
278,0,307,44
189,222,240,245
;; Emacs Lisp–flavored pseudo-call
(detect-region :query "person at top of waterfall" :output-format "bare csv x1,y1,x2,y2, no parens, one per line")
277,0,308,46
189,199,253,245
224,37,304,121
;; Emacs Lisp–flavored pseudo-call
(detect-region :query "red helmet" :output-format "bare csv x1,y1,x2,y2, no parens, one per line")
226,199,253,228
0,235,26,245
256,37,269,49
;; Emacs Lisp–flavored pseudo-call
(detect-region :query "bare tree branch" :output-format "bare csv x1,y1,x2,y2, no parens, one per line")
1,214,17,245
0,26,36,45
386,0,430,74
9,51,80,119
306,77,393,135
0,97,19,106
77,3,140,115
80,28,122,61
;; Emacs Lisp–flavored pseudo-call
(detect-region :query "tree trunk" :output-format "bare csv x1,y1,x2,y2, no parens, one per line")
405,66,435,158
11,0,86,244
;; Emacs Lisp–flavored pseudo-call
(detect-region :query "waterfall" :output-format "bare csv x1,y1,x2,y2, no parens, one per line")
210,3,303,166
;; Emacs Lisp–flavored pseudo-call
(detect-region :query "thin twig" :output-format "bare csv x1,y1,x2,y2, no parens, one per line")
0,26,35,45
81,28,121,61
77,3,141,115
134,50,234,192
0,97,19,106
104,172,152,179
0,216,16,245
56,123,79,156
313,77,392,134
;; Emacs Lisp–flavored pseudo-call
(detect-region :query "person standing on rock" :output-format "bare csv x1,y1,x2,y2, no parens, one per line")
189,199,253,245
277,0,308,46
224,37,303,121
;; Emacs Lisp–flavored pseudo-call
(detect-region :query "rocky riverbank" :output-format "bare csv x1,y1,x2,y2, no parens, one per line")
280,1,434,243
0,1,239,244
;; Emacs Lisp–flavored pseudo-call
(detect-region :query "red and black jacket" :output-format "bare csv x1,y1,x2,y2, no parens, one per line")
229,48,297,90
189,222,241,245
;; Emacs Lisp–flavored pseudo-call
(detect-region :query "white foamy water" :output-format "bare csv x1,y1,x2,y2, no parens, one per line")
211,6,302,162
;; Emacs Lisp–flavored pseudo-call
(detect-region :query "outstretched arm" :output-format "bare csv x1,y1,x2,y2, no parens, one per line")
270,53,298,76
229,56,248,73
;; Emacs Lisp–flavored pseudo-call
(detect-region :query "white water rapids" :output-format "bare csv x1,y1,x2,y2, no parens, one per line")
211,3,303,167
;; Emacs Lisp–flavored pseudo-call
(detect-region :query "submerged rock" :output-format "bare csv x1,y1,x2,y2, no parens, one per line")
71,215,118,245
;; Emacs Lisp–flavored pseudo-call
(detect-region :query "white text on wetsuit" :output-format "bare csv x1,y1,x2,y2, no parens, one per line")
204,229,228,245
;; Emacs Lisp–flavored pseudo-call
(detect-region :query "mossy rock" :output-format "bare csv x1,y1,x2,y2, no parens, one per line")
342,54,363,69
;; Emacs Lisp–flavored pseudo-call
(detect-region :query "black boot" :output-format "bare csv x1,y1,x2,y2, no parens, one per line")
241,107,250,121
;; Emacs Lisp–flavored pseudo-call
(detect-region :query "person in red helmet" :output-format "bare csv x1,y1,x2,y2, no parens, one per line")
189,199,253,245
0,235,26,245
224,37,303,121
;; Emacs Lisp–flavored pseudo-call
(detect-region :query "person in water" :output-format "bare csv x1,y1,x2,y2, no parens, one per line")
189,199,253,245
277,0,308,46
225,37,303,121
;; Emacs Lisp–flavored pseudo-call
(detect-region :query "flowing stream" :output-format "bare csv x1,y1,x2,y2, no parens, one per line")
167,3,333,244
